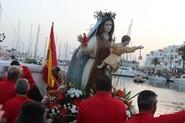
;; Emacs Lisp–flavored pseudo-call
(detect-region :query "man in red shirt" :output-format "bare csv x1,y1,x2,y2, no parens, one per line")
10,60,36,89
124,90,185,123
77,75,126,123
16,101,45,123
3,79,31,123
10,60,43,102
0,66,21,105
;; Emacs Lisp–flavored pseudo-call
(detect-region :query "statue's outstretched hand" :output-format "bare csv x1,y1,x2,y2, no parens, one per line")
77,34,82,43
137,45,144,49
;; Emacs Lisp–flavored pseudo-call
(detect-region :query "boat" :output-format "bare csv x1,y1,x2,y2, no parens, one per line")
133,73,146,83
173,74,185,83
148,75,174,83
147,75,167,83
112,66,139,77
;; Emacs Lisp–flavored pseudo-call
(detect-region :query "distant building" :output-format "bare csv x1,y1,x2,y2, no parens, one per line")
145,45,183,69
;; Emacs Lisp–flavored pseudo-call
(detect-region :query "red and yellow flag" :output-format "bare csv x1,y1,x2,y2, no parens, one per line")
43,22,57,88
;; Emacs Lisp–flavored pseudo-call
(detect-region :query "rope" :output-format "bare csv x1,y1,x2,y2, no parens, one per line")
127,92,139,101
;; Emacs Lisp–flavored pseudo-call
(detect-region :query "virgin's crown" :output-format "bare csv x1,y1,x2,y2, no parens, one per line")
94,10,116,21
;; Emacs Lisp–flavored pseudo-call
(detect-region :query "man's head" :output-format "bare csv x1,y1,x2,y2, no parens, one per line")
16,79,30,95
137,90,157,114
96,75,112,91
10,60,20,66
7,65,21,81
17,101,45,123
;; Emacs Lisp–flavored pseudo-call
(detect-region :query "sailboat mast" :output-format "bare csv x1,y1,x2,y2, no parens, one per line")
16,20,21,52
12,28,16,49
65,42,68,60
0,2,2,21
43,37,48,59
126,19,133,61
34,24,40,59
127,19,133,36
27,24,33,56
58,41,62,61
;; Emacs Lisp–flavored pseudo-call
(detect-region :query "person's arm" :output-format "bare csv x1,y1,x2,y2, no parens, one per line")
2,103,9,123
155,110,185,123
1,118,7,123
0,105,5,123
22,66,36,89
79,36,96,54
123,46,144,53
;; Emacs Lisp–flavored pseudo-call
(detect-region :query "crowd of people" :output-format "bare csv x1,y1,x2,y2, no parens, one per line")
0,60,64,123
0,10,185,123
0,68,185,123
0,60,46,123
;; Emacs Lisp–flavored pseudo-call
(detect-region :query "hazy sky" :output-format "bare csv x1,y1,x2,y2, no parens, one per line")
0,0,185,62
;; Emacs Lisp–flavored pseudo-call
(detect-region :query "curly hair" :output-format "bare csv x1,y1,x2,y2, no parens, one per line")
121,35,131,43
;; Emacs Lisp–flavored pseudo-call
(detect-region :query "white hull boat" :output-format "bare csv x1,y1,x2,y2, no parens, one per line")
147,75,167,83
173,75,185,84
112,66,139,77
133,74,146,83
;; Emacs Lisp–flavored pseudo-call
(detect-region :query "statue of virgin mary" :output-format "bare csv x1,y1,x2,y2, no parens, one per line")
67,11,116,94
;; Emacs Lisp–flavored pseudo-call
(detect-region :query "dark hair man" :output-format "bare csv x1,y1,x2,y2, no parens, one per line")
77,74,126,123
124,90,185,123
17,101,45,123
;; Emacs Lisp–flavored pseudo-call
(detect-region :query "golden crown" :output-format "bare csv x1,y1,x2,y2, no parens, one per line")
94,10,116,21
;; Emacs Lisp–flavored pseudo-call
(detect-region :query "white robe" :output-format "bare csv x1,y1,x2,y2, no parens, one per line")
80,36,97,89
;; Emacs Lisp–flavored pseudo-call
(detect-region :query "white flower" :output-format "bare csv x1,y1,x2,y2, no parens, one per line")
47,118,53,123
41,96,48,104
67,88,83,98
51,109,55,113
68,104,77,113
71,94,75,98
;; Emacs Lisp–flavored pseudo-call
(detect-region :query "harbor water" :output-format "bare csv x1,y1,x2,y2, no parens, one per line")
112,76,185,116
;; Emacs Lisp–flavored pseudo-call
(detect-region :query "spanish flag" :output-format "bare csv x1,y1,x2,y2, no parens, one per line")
43,22,57,88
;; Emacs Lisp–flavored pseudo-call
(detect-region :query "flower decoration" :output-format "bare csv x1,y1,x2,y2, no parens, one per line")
42,80,136,122
112,88,137,119
42,82,86,123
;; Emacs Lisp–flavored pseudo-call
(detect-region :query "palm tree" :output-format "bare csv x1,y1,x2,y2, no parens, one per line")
178,45,185,70
151,57,161,67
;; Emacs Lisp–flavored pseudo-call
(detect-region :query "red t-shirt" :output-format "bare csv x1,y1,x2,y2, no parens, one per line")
3,96,31,123
124,111,185,123
77,91,127,123
0,80,16,105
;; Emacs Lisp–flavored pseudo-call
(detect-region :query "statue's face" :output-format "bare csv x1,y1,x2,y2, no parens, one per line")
122,40,130,46
103,20,113,33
